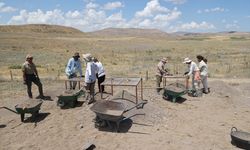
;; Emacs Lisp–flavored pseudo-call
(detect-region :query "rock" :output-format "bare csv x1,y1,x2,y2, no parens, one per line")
79,124,84,129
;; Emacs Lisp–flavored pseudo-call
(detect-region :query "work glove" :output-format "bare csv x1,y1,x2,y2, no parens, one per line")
184,71,189,75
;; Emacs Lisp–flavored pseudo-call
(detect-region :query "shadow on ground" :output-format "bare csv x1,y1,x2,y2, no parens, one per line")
24,112,50,123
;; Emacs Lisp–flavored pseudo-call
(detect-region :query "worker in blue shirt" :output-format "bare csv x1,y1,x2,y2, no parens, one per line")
65,52,83,90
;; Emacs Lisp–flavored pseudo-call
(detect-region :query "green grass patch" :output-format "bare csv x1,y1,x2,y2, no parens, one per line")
9,64,22,69
230,36,247,40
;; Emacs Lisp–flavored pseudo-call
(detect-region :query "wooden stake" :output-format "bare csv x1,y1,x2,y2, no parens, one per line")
10,70,13,81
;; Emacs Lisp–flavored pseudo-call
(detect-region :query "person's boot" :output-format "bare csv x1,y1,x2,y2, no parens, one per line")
36,95,45,99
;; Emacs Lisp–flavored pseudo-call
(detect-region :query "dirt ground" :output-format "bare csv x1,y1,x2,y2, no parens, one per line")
0,79,250,150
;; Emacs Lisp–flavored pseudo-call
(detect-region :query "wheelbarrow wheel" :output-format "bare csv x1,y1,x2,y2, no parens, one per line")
163,94,172,100
57,99,65,108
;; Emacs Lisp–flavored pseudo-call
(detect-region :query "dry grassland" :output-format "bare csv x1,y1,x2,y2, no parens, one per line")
0,25,250,81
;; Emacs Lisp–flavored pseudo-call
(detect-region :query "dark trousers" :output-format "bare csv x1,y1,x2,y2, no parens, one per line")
156,75,162,93
96,74,105,92
25,74,43,98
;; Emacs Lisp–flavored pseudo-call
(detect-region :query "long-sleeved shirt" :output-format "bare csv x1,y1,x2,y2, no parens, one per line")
156,61,167,76
95,61,105,77
187,61,199,76
65,58,82,76
198,60,208,76
85,62,98,83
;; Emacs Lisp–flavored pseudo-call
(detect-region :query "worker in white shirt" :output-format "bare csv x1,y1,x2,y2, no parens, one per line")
82,53,97,104
183,57,200,91
93,57,106,93
197,55,209,94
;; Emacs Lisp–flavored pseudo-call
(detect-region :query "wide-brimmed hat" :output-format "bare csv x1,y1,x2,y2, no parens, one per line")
183,57,192,63
161,57,167,63
26,54,33,60
82,53,92,62
73,52,80,58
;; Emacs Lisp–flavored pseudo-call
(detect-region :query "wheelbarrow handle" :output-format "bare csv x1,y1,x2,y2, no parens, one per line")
122,113,146,121
124,100,148,113
0,106,18,114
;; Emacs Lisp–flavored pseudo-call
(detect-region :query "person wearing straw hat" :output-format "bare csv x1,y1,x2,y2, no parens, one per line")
22,54,45,99
83,53,98,104
155,57,169,94
65,52,83,90
183,57,200,93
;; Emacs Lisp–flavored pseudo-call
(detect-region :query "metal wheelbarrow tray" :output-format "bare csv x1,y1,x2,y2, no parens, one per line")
57,88,85,108
163,82,188,103
231,127,250,149
15,99,43,122
0,99,42,122
90,100,147,132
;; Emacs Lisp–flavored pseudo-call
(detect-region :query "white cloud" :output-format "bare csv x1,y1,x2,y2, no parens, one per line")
225,21,239,29
0,2,17,13
103,1,124,10
135,0,169,18
165,0,187,5
225,24,239,29
8,9,65,24
65,11,82,19
169,21,215,32
106,12,125,22
7,0,182,32
86,2,99,9
198,7,227,13
132,1,181,29
154,7,181,22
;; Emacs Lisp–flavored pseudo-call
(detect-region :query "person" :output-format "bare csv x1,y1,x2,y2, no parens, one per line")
197,55,209,94
65,52,83,90
155,57,169,94
83,53,97,104
93,57,106,93
183,57,200,92
22,54,45,99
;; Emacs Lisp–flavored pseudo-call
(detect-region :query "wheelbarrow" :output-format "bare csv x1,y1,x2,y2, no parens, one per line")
231,127,250,149
163,82,189,103
0,99,43,122
90,99,147,132
57,88,85,108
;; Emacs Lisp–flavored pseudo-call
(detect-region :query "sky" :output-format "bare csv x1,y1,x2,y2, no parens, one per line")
0,0,249,32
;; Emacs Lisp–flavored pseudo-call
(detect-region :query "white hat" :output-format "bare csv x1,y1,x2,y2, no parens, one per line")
82,53,92,62
183,57,192,63
26,54,33,60
161,57,167,63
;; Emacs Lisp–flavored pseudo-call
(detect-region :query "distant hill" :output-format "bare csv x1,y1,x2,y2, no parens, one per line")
172,31,203,36
0,24,85,35
88,28,177,39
